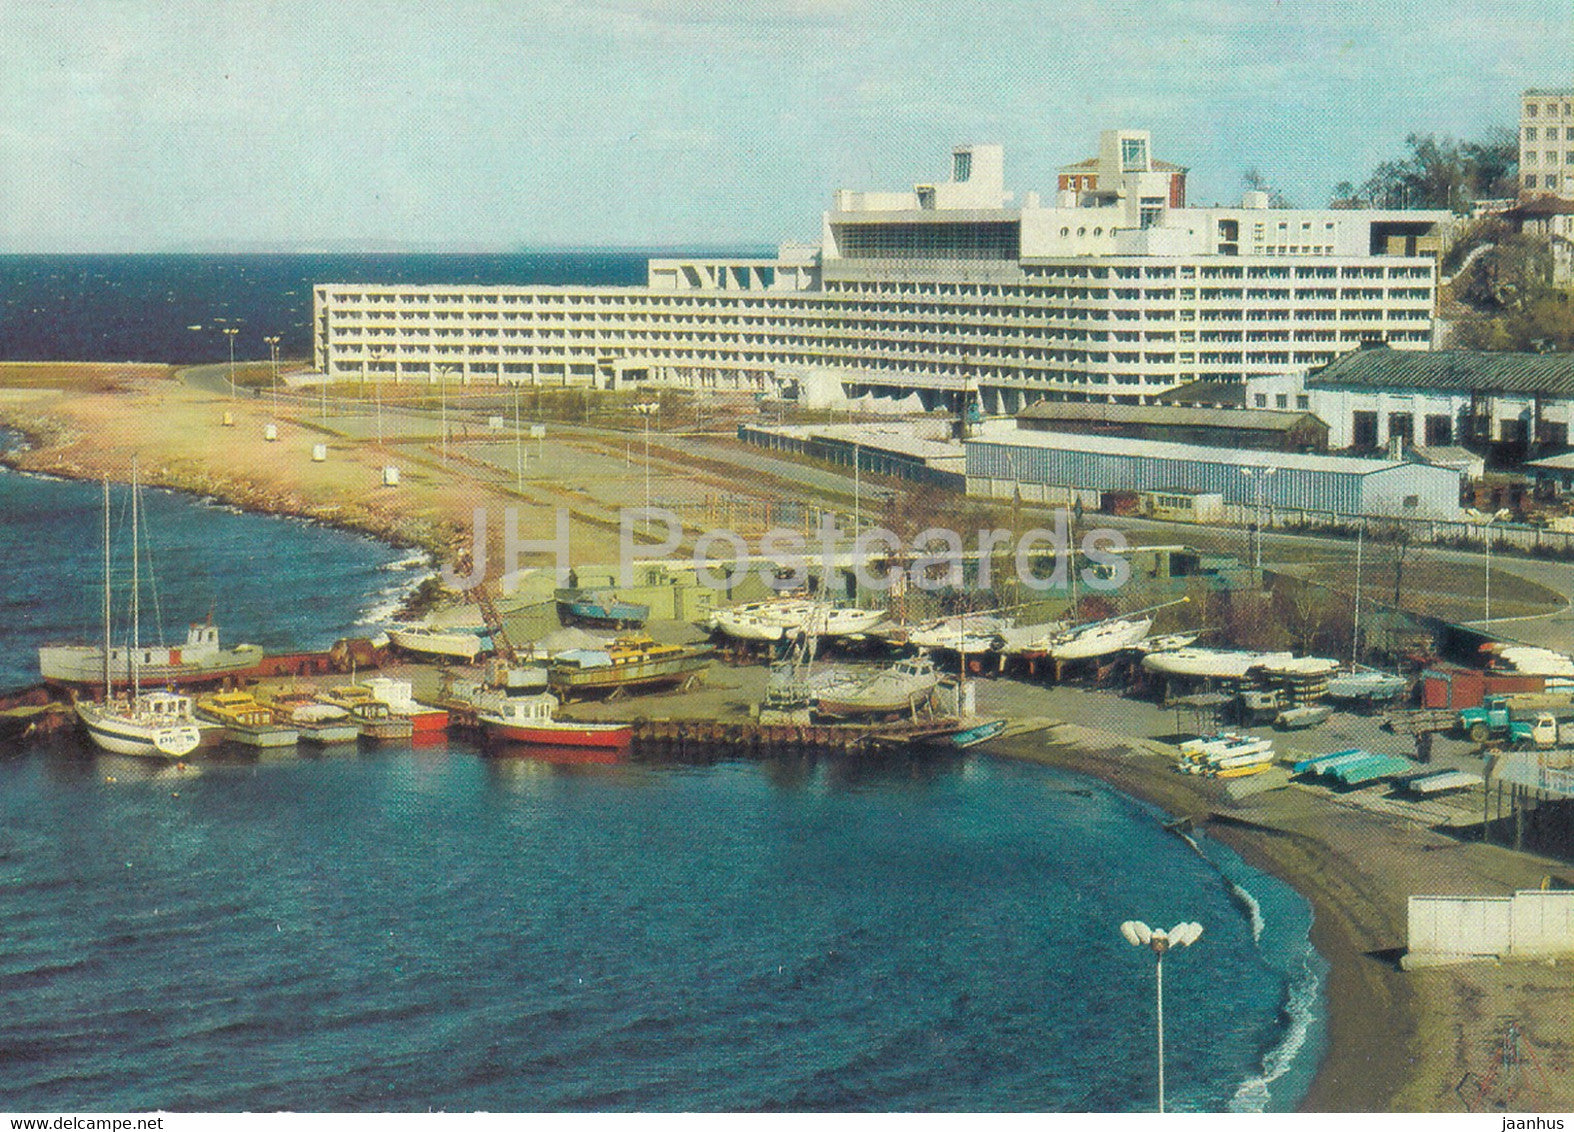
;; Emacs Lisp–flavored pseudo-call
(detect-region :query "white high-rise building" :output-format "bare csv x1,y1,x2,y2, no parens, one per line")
313,130,1449,414
1520,88,1574,199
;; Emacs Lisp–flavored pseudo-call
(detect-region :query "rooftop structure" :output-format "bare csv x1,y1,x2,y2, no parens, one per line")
314,130,1449,412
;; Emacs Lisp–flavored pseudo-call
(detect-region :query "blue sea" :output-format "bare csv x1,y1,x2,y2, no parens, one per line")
0,256,1327,1112
0,252,674,365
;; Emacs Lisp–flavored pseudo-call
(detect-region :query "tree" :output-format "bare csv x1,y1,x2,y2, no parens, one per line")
1334,131,1519,210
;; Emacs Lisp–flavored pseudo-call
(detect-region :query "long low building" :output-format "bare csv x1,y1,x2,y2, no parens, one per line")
313,129,1447,411
964,419,1462,518
1247,345,1574,455
1015,400,1328,452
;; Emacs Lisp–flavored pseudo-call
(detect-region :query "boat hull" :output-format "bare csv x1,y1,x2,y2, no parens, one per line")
41,643,264,689
549,657,710,701
76,703,201,758
482,720,633,750
222,724,300,748
386,627,485,661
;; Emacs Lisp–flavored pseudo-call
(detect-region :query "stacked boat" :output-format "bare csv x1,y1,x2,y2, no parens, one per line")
1291,748,1418,789
1481,644,1574,682
1175,731,1276,777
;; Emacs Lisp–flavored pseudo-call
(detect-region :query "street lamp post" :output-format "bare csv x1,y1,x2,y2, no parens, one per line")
263,334,281,417
1239,467,1277,573
222,327,239,402
1120,919,1204,1113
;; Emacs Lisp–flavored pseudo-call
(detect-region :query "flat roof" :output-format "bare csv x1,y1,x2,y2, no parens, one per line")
971,423,1424,477
1017,401,1321,432
750,422,963,464
1309,345,1574,396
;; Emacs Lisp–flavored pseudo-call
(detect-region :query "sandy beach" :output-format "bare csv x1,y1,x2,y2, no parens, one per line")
7,365,1574,1112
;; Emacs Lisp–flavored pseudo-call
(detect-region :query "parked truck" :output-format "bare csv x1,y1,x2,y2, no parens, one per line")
1456,695,1564,747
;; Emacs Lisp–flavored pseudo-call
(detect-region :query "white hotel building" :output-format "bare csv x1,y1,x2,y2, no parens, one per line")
313,130,1449,414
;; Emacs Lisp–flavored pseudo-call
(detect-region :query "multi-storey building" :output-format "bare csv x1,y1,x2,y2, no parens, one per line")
1520,88,1574,199
313,130,1448,413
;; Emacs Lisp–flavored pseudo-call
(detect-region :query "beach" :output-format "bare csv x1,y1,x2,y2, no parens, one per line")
5,365,1574,1112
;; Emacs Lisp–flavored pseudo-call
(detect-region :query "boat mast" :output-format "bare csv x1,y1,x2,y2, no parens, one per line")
130,458,140,703
101,477,111,702
1351,524,1363,670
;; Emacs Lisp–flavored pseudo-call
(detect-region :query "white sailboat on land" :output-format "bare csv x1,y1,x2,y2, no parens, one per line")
75,468,202,759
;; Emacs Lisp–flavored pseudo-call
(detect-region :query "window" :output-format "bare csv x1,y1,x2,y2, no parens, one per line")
1387,412,1414,446
1296,395,1309,410
953,151,972,182
1254,393,1268,407
1526,103,1537,117
1527,127,1539,141
1275,393,1288,408
1527,175,1539,188
1121,137,1147,170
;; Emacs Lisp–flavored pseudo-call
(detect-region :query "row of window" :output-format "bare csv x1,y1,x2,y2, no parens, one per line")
1524,98,1574,118
1524,126,1574,141
1521,150,1574,166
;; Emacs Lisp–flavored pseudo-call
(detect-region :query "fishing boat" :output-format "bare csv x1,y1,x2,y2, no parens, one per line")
1049,616,1153,662
547,635,712,701
347,699,413,743
41,620,264,690
1275,704,1333,730
1324,669,1408,702
816,655,943,720
72,473,202,760
195,691,299,748
555,588,650,629
385,624,487,662
255,685,360,744
478,691,633,752
362,676,450,735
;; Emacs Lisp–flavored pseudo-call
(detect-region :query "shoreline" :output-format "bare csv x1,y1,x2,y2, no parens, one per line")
6,368,1574,1112
981,724,1573,1113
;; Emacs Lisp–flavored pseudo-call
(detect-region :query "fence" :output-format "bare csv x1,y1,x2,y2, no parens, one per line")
968,475,1574,558
1406,890,1574,967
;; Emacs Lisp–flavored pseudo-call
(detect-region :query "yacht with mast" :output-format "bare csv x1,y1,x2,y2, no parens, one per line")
74,472,202,759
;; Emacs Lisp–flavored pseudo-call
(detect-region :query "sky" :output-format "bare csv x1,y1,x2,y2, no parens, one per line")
0,0,1570,252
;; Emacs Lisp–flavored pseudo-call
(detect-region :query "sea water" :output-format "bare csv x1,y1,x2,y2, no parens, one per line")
0,748,1324,1112
0,254,1326,1111
0,434,422,694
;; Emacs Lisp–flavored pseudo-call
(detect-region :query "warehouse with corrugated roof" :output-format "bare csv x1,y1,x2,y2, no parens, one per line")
965,419,1462,518
1246,345,1574,456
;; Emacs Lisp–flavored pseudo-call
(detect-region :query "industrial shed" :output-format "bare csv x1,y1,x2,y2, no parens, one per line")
1016,401,1328,452
965,423,1461,519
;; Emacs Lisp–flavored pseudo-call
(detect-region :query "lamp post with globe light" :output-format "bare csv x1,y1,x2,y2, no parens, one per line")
1120,919,1204,1113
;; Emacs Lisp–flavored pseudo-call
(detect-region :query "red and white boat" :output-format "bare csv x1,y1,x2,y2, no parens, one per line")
478,692,633,753
363,676,450,735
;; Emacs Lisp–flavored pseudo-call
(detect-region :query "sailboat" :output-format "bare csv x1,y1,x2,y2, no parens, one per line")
75,471,202,759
